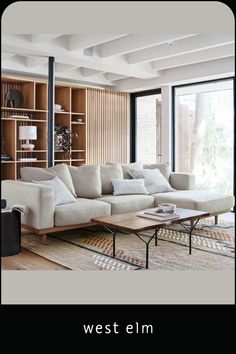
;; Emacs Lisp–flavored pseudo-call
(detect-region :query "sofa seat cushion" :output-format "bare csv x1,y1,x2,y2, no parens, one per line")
54,198,111,226
152,190,234,213
96,195,154,215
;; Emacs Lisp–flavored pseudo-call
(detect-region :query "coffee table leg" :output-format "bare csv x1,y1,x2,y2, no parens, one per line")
113,231,116,258
189,231,192,255
103,226,117,258
180,217,201,255
155,228,159,246
135,230,157,269
146,243,149,269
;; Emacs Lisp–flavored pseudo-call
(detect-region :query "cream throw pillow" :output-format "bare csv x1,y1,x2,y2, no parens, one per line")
143,163,171,181
127,168,174,194
32,176,76,206
100,164,123,194
112,179,148,196
107,162,143,179
69,165,102,198
20,163,76,197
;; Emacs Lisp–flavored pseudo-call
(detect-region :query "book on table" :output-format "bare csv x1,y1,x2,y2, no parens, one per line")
143,207,177,217
136,209,180,221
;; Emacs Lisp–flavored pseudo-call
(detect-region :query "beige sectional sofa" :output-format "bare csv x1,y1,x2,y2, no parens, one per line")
2,162,234,243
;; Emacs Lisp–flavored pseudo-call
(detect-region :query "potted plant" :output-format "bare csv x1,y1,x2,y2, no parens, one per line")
54,124,78,155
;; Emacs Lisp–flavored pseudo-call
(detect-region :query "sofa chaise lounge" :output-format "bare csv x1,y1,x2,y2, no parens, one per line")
2,162,234,243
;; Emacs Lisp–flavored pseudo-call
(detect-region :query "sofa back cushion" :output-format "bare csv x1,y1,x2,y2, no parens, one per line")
32,176,76,206
100,164,123,194
143,163,171,181
107,161,143,179
128,168,174,194
69,165,102,198
112,179,148,196
20,163,76,196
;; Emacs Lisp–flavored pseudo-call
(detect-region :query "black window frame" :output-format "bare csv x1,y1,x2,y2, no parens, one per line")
130,88,161,162
172,77,235,172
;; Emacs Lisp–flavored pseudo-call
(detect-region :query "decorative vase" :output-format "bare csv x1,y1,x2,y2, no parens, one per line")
54,134,62,151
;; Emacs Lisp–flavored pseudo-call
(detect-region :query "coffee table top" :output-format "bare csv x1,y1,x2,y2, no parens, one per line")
91,208,210,232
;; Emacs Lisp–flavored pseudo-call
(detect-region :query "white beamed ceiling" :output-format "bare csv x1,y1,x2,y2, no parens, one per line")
2,34,234,91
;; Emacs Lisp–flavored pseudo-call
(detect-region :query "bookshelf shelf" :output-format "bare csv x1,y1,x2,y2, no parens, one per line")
1,76,87,180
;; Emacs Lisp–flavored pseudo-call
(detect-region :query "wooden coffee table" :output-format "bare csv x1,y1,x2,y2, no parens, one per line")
91,208,210,269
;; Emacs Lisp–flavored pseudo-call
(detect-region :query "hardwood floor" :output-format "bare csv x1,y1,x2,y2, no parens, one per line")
2,227,69,270
1,248,69,270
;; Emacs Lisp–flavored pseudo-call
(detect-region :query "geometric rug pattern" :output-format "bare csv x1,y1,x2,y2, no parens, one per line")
21,217,234,271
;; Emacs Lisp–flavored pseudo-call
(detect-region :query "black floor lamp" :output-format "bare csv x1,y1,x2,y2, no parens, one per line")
48,56,55,167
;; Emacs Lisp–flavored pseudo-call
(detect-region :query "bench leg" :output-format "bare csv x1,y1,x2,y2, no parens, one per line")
41,234,47,244
214,215,218,225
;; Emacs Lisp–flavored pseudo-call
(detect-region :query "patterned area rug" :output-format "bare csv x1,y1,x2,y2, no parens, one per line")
21,216,234,271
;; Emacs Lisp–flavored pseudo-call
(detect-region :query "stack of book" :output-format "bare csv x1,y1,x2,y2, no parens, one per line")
137,207,180,221
54,104,65,112
9,114,29,119
1,154,12,161
18,158,37,162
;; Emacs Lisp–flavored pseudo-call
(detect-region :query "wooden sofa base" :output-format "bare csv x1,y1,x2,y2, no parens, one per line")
22,210,230,244
22,222,97,244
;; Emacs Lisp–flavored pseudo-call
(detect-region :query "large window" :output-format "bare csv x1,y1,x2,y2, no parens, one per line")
131,90,162,163
174,79,234,194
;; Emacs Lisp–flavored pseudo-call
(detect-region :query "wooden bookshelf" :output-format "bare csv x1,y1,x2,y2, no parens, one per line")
1,75,87,180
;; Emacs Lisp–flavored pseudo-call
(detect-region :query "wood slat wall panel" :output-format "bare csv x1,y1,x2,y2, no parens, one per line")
87,89,130,164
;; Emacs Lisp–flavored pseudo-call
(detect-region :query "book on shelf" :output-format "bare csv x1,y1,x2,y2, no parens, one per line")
136,211,180,221
1,154,12,161
9,115,30,119
18,158,38,161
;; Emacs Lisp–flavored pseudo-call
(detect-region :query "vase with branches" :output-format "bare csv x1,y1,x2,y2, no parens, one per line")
54,124,78,156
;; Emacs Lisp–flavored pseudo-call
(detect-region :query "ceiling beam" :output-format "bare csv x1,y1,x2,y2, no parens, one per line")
151,43,234,70
2,57,114,87
115,57,234,92
67,34,127,51
127,34,234,64
30,35,61,43
95,34,196,57
25,56,48,67
104,72,127,81
55,63,79,73
2,35,157,79
2,53,15,61
80,68,104,76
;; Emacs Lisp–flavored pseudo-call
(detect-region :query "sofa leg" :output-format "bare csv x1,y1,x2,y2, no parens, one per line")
41,234,47,244
214,215,218,225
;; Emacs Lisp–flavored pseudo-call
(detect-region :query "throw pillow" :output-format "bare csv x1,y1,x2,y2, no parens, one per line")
127,168,174,194
143,163,171,181
100,164,123,194
20,163,76,197
32,176,76,206
69,165,102,198
107,161,143,179
48,164,76,196
112,179,148,196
